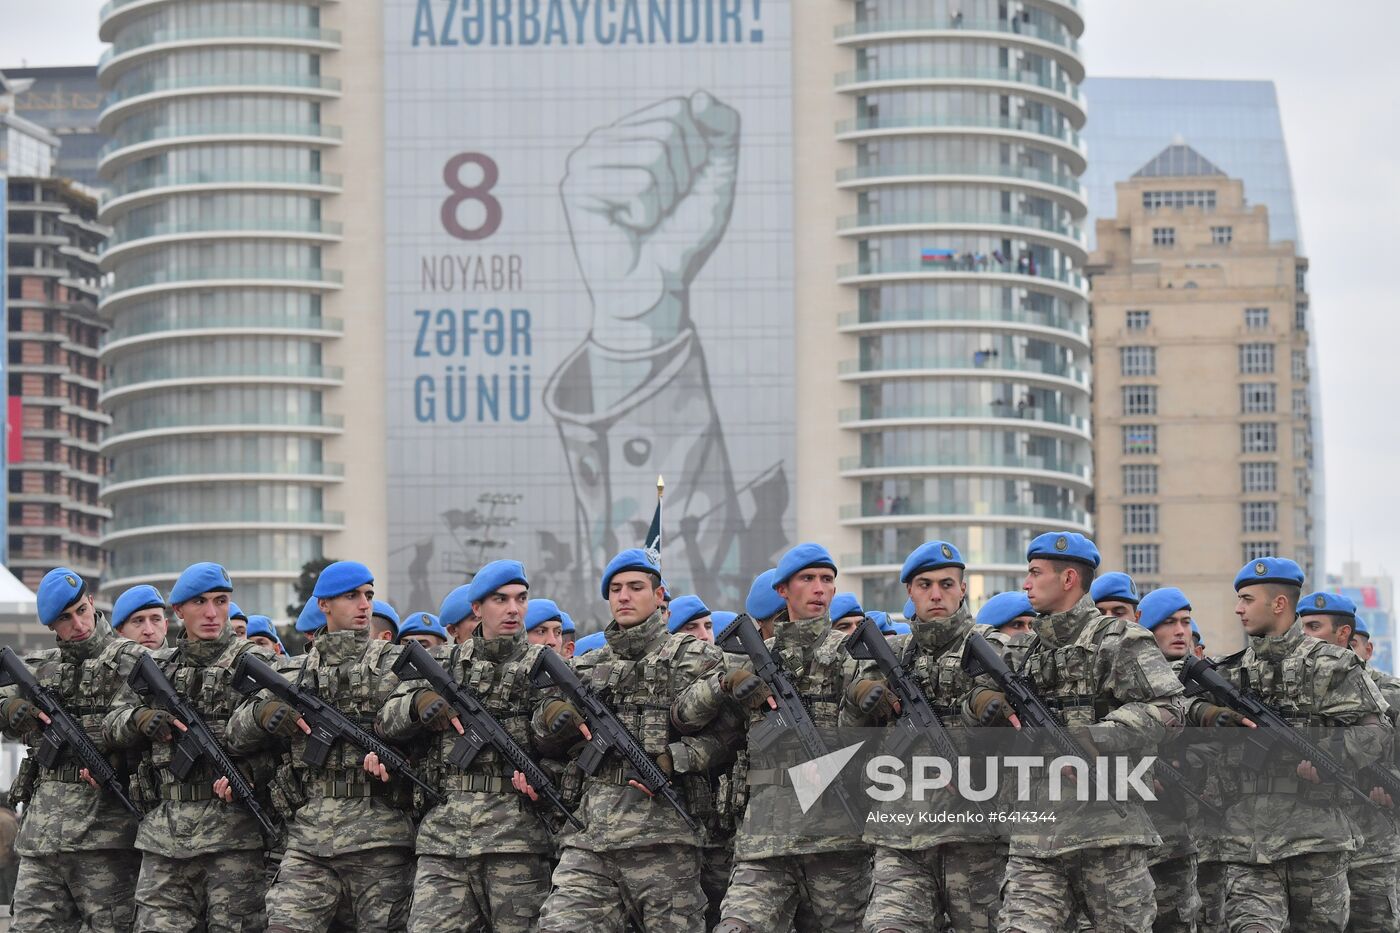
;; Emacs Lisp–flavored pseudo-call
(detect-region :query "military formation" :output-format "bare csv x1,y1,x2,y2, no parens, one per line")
0,531,1397,932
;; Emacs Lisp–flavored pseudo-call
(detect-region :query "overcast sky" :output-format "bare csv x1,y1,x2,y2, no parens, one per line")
3,0,1397,584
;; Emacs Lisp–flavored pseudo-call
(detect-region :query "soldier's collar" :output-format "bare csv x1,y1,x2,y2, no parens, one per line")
605,610,667,660
775,611,830,653
1033,593,1097,647
313,627,369,665
180,621,234,665
472,629,524,662
909,602,972,653
1251,619,1305,661
57,617,113,662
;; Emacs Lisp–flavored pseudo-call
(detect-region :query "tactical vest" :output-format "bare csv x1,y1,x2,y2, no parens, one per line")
591,635,692,758
151,640,259,798
287,638,400,782
1232,644,1331,727
1023,628,1112,727
432,640,542,780
22,641,135,793
773,631,848,729
905,632,978,719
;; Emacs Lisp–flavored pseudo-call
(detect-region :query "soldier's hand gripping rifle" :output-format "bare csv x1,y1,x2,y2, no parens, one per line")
962,632,1128,817
127,652,276,836
0,646,142,818
232,652,444,806
1180,654,1397,825
719,614,862,829
529,647,699,833
842,615,961,762
392,641,580,829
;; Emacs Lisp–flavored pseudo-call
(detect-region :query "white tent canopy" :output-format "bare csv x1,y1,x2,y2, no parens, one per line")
0,564,37,616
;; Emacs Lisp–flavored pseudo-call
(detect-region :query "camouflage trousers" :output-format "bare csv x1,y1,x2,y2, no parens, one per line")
265,847,413,933
406,852,550,933
1347,858,1399,933
12,849,139,933
135,849,265,933
1224,851,1349,933
862,841,1006,933
1150,853,1200,932
1197,861,1226,933
996,846,1156,933
537,843,706,933
702,843,735,931
719,850,873,933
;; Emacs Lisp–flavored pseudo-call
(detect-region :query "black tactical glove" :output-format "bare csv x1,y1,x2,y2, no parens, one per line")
255,700,301,738
413,690,455,731
0,698,41,733
542,700,584,739
972,690,1013,726
134,707,176,741
721,670,772,711
847,679,895,719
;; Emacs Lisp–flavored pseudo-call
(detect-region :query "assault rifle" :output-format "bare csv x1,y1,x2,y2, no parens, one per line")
841,615,961,761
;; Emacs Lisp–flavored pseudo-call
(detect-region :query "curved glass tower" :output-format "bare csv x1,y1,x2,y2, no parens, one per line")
97,0,345,612
834,0,1091,608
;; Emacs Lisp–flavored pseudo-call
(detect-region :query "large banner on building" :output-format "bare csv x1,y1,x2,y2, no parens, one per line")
384,0,796,624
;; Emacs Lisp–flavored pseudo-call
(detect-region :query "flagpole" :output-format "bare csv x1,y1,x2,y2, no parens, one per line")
655,474,665,575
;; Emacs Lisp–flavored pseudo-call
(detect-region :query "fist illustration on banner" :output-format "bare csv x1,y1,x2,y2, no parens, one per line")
561,90,741,351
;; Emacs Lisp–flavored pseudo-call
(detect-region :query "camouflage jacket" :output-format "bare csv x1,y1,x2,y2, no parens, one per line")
226,628,414,857
965,594,1185,858
104,624,272,858
530,610,724,853
1,620,145,856
378,633,554,858
1354,664,1400,865
1188,621,1390,864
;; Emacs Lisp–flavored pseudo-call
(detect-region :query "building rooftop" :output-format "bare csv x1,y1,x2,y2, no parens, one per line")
1132,142,1226,179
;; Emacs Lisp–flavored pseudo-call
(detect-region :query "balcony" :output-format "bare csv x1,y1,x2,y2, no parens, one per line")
102,217,344,264
104,71,342,111
834,65,1085,126
104,361,344,398
101,170,342,211
103,459,344,493
838,404,1089,434
839,353,1089,389
839,501,1090,526
105,509,346,541
100,266,343,311
834,17,1082,80
837,210,1085,253
836,161,1084,203
838,452,1092,482
100,122,343,169
103,411,343,450
100,25,342,75
836,259,1087,299
104,311,343,347
837,306,1086,339
835,114,1085,168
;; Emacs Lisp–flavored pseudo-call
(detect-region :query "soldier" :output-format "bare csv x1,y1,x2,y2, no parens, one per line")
397,612,450,649
667,595,716,643
525,598,567,654
1300,591,1400,933
856,541,1007,933
533,548,725,933
966,532,1185,932
976,591,1036,637
685,542,874,933
229,603,250,638
560,612,578,658
230,560,416,932
379,559,557,932
441,584,480,643
572,632,606,656
745,568,786,640
103,562,274,932
1,568,146,932
1352,618,1374,662
1197,558,1390,933
295,601,325,653
112,584,169,650
1092,571,1141,621
1136,586,1205,932
370,601,401,642
829,592,864,637
1190,621,1207,660
246,616,287,656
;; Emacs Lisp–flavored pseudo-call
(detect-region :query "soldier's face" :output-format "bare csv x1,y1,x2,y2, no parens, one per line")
907,570,966,620
402,633,446,649
778,568,835,620
51,595,96,643
527,619,563,652
320,585,374,633
249,634,283,654
176,592,230,641
1193,641,1206,659
1153,611,1193,660
831,615,860,636
450,617,479,644
1353,633,1374,661
121,607,168,650
1235,586,1287,636
609,572,662,627
1095,600,1140,622
1023,560,1077,614
562,637,575,658
677,616,714,643
230,617,247,638
1302,615,1352,649
476,584,528,638
1001,615,1035,636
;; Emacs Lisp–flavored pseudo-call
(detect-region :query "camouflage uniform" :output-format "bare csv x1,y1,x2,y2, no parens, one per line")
846,603,1006,933
964,594,1185,933
226,628,415,932
2,619,144,933
376,633,555,932
1347,664,1400,933
1191,621,1390,933
103,624,272,933
532,610,723,933
676,612,873,933
1143,662,1204,933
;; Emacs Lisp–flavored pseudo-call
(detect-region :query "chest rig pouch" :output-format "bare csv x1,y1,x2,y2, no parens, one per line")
775,635,847,730
1025,639,1108,727
436,642,538,779
908,639,975,721
591,637,687,759
290,640,397,780
152,647,244,794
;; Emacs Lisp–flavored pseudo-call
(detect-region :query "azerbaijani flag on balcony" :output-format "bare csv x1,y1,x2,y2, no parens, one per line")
921,248,956,265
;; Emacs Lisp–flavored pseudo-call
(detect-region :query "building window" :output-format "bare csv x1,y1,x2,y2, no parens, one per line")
1238,343,1274,374
1295,468,1309,497
1240,383,1276,413
1124,504,1159,535
1123,464,1158,495
1295,302,1308,330
1242,422,1278,453
1152,227,1176,247
1124,544,1161,576
1242,462,1278,493
1243,542,1279,562
1296,266,1307,292
1292,350,1307,380
1294,428,1308,458
1245,307,1269,330
1242,502,1278,533
1122,385,1158,416
1120,346,1157,377
1142,190,1217,210
1126,310,1151,331
1292,388,1307,416
1122,424,1157,454
1211,226,1234,245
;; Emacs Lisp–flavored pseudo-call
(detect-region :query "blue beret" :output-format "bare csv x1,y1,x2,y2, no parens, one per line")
903,598,916,620
1189,619,1204,646
773,543,837,587
829,592,863,621
397,612,449,642
711,611,739,639
600,549,660,599
1233,557,1304,591
1027,532,1100,568
869,611,894,634
312,561,374,599
745,570,785,620
891,622,912,635
1091,572,1139,606
467,559,529,604
560,612,576,634
977,592,1035,629
1355,616,1370,637
1139,587,1191,631
295,600,326,634
37,567,88,627
245,615,284,650
111,584,165,630
900,541,965,583
525,598,563,632
372,600,401,633
667,595,711,633
170,562,233,605
228,602,248,622
574,631,607,656
1299,591,1357,619
439,584,475,628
